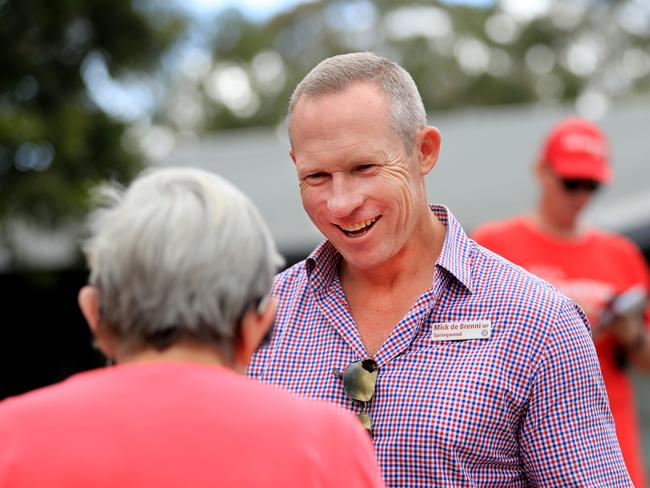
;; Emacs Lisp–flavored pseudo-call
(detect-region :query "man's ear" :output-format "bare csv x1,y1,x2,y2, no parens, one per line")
78,285,115,359
289,148,296,164
417,126,441,176
535,159,549,184
234,297,277,371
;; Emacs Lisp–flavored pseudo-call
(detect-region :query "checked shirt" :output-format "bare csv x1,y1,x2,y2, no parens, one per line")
249,205,631,487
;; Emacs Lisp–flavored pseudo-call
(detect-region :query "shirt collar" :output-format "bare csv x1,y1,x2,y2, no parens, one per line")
305,204,474,293
431,204,474,293
305,240,340,290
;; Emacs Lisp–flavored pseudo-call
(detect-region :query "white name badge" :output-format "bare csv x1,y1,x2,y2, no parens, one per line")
431,320,492,342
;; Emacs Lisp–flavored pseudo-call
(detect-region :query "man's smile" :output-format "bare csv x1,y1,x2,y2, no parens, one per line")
336,216,381,237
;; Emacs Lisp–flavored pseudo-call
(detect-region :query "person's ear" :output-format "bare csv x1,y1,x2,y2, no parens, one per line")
78,285,115,360
79,285,101,336
289,148,296,164
234,297,277,372
416,126,441,176
535,159,552,185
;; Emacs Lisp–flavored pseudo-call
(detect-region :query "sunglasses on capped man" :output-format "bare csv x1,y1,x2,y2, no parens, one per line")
333,358,378,434
560,178,601,193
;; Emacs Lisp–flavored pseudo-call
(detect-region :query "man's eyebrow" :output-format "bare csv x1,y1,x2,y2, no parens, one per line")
296,162,322,173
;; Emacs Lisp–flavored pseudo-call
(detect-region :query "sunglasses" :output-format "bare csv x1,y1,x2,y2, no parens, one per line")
333,359,378,433
560,178,601,193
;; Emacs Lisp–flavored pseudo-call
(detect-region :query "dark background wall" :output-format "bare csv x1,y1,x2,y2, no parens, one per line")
0,269,102,399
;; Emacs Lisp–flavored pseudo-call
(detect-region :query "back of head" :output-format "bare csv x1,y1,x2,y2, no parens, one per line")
540,117,611,183
288,52,427,154
82,167,283,357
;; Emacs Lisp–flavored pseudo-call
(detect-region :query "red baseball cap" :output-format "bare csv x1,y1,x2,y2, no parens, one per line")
541,117,612,183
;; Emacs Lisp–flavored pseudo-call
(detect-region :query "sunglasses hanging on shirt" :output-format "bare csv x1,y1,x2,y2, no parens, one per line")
333,358,378,434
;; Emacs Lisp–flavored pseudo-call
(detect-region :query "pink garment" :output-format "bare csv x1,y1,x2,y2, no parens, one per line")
0,362,384,488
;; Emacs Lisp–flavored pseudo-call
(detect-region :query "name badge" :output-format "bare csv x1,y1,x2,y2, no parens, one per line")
431,320,492,342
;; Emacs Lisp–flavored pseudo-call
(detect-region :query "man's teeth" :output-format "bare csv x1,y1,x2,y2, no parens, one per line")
340,218,377,232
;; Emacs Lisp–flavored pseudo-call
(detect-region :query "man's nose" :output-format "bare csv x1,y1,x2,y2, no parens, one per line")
571,190,593,207
327,177,364,218
569,187,594,200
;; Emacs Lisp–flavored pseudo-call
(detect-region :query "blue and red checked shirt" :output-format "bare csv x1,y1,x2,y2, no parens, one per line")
249,206,631,487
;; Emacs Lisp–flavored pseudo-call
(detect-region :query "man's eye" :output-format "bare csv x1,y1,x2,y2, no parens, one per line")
355,164,375,172
305,172,328,182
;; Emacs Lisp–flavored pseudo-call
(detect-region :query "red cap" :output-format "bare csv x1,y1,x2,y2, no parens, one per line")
541,117,612,183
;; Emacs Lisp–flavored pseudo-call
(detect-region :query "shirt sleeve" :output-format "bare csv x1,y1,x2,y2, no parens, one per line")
519,300,633,486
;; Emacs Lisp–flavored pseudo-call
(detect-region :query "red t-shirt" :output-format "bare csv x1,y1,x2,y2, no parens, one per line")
473,216,650,488
0,362,384,488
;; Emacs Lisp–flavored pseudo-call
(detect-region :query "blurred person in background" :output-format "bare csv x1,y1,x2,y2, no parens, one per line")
0,167,384,488
249,52,632,486
473,117,650,488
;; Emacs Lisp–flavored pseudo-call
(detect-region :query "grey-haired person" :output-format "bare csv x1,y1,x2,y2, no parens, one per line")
0,167,384,488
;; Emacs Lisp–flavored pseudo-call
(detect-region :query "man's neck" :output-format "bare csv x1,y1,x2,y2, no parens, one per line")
531,209,583,239
117,340,227,367
338,211,446,356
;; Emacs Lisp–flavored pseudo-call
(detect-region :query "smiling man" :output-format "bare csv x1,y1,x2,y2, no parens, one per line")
249,53,632,486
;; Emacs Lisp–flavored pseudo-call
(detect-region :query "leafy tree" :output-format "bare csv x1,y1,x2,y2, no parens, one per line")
0,0,185,262
169,0,648,133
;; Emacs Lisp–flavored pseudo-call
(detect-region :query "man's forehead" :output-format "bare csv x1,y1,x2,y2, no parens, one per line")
292,91,391,139
295,81,386,112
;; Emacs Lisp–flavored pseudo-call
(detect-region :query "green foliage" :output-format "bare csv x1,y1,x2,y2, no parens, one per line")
0,0,184,237
190,0,649,132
